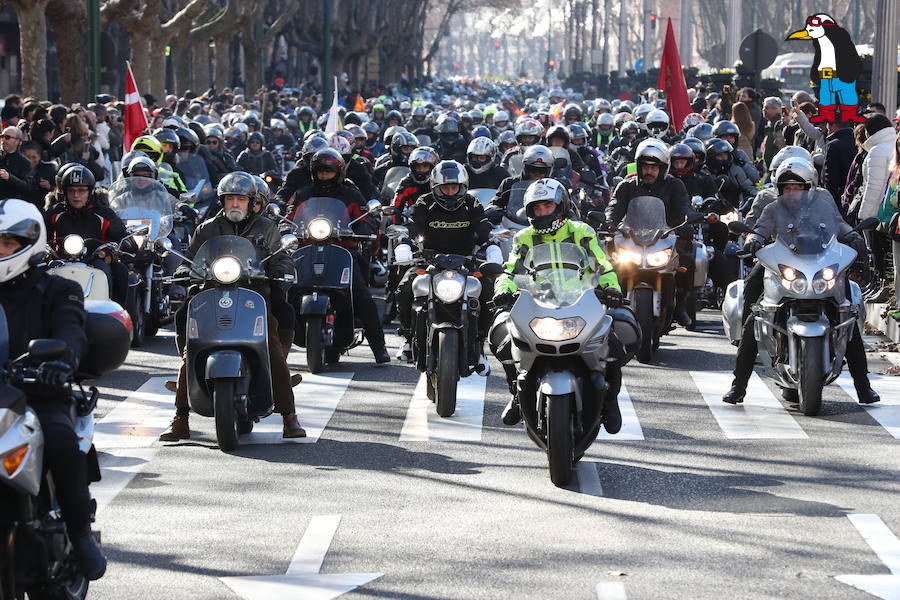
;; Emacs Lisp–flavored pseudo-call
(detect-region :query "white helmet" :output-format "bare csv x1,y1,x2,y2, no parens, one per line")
646,109,670,138
775,157,817,193
269,118,286,130
0,199,47,283
494,110,510,124
635,138,671,179
327,133,352,157
770,145,813,175
466,137,497,174
634,104,653,122
597,112,615,131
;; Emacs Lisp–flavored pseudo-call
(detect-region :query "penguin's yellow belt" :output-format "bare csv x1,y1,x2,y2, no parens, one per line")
819,68,835,79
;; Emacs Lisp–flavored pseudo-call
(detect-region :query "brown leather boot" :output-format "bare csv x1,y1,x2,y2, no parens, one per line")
282,413,307,438
159,415,190,441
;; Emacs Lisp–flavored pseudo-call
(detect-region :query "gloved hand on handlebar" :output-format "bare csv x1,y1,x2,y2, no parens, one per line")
741,238,763,256
597,287,625,307
36,360,73,390
394,243,414,264
484,244,504,265
493,291,518,310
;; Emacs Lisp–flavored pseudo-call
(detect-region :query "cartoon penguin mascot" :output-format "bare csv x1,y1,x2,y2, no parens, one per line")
786,13,864,123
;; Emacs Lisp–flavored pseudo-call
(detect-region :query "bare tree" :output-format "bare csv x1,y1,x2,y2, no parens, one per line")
8,0,51,99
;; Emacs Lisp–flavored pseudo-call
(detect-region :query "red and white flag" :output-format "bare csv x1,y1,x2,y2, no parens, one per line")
123,61,148,152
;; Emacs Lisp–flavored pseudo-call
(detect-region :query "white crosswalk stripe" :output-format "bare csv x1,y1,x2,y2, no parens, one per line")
399,374,486,441
689,371,808,439
596,384,644,441
836,373,900,439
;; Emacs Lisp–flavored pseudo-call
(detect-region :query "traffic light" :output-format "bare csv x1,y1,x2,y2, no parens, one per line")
453,63,461,70
165,45,171,57
547,60,556,68
494,41,501,49
649,13,657,30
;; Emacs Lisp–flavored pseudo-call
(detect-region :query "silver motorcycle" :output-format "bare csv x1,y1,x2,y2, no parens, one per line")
724,214,876,415
500,242,638,487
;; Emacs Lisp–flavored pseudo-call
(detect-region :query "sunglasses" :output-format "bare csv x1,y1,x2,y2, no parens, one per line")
805,16,832,27
207,139,219,145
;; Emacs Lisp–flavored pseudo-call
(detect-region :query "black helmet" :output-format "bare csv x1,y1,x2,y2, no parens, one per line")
187,121,206,145
668,143,695,178
176,127,200,152
711,120,740,143
124,156,159,179
563,104,583,123
301,135,329,161
310,148,346,186
566,123,588,145
545,125,570,147
153,127,181,151
682,136,707,166
429,160,469,211
523,178,570,234
687,122,711,142
247,131,265,146
217,171,257,202
705,139,734,175
408,146,440,184
55,162,77,190
243,114,261,130
386,110,402,125
435,118,460,135
390,131,419,164
297,106,315,120
60,164,96,198
620,121,641,140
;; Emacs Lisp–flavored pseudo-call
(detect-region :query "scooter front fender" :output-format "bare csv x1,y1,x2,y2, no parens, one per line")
786,315,829,338
205,350,244,379
299,292,329,316
538,370,579,397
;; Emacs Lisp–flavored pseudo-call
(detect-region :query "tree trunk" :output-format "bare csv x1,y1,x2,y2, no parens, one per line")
11,0,51,100
46,0,86,102
192,36,210,92
241,32,260,93
127,28,151,96
149,35,167,100
172,37,193,94
213,34,231,91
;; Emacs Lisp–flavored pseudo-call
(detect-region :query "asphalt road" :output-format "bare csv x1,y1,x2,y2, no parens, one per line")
86,304,900,600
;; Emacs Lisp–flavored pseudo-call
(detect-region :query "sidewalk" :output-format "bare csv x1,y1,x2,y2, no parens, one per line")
865,301,900,343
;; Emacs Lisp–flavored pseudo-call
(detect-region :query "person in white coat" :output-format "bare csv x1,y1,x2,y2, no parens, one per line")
858,114,897,219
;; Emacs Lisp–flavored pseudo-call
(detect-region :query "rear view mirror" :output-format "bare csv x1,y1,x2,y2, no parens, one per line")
28,339,68,362
587,211,606,228
179,192,197,205
854,216,879,232
366,199,383,214
728,221,755,235
280,234,299,252
266,203,282,217
157,237,174,254
479,262,504,277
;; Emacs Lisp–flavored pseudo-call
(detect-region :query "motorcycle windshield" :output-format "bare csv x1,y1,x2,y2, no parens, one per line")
513,242,598,308
550,146,572,174
505,152,524,177
177,154,213,195
506,180,532,225
622,195,667,246
189,235,263,280
292,196,355,229
776,190,841,255
383,166,410,191
107,176,175,240
470,188,496,208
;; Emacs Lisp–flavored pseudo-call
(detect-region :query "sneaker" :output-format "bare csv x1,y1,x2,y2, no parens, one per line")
474,353,491,376
396,342,413,362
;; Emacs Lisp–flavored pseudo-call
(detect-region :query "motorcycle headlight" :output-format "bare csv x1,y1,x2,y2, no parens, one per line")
720,211,739,225
307,218,333,241
63,234,85,257
433,271,465,303
529,316,586,341
790,277,809,294
780,265,798,281
812,263,839,294
616,249,641,264
211,256,242,284
646,249,672,267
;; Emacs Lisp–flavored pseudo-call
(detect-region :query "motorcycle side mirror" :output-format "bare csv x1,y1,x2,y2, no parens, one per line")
853,216,879,232
478,262,504,277
280,234,299,252
179,192,197,205
157,237,173,254
28,339,68,362
691,195,703,208
728,221,755,235
366,199,383,214
128,223,151,236
266,203,282,217
586,211,606,228
382,206,396,216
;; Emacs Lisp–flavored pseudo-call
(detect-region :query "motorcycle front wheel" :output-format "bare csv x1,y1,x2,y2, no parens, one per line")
27,574,89,600
305,316,326,374
435,330,459,418
798,336,825,416
633,288,654,363
546,392,575,487
213,380,240,451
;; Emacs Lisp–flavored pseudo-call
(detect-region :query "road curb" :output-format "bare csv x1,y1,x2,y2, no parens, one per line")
865,301,900,343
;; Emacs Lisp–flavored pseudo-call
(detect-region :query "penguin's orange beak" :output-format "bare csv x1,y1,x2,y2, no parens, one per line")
786,29,812,40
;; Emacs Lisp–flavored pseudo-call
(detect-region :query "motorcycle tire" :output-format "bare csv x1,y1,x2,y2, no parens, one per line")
798,336,825,416
27,573,89,600
435,330,459,418
633,288,654,363
426,374,436,402
546,392,575,488
305,316,326,374
129,297,145,348
144,284,161,338
325,349,341,364
238,418,254,434
213,380,240,452
685,291,698,332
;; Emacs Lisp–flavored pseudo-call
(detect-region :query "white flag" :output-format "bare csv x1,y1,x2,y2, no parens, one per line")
324,76,342,134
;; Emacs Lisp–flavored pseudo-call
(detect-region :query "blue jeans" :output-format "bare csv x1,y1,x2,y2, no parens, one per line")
819,77,858,106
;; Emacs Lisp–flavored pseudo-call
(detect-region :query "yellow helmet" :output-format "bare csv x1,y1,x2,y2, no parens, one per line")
131,135,163,164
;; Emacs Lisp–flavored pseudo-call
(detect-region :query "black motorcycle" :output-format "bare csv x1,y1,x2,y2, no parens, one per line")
162,234,297,451
287,197,381,373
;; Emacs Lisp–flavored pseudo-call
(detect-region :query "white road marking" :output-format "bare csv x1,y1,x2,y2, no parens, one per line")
576,461,603,496
596,581,628,599
399,373,486,441
242,372,353,445
836,514,900,600
690,371,808,439
596,384,644,440
220,514,383,600
836,373,900,439
93,377,174,514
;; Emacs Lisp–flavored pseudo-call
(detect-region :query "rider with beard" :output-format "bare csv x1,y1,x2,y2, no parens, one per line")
274,134,328,206
487,144,554,221
373,131,418,188
465,137,509,189
433,118,467,164
0,199,107,581
201,124,239,185
392,160,497,371
288,149,390,364
159,171,308,441
606,138,696,327
237,132,277,175
722,158,879,406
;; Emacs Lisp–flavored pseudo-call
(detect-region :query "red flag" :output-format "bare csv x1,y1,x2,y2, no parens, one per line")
657,18,691,133
123,61,148,153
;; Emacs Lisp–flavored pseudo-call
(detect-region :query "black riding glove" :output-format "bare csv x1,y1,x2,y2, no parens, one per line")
36,361,73,390
493,291,517,310
598,287,624,307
